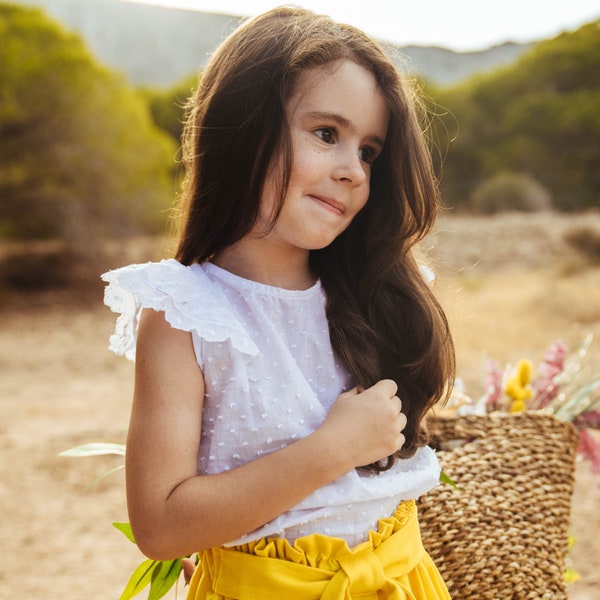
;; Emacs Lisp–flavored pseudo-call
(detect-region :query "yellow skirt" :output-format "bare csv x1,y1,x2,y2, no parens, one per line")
186,500,450,599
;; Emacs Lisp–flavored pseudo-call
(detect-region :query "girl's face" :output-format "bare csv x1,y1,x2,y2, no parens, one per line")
258,59,390,254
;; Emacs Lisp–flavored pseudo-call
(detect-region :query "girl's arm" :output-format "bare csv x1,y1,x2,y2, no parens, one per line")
127,309,405,560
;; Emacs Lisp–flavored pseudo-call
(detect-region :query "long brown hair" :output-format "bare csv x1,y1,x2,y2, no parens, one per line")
176,6,455,471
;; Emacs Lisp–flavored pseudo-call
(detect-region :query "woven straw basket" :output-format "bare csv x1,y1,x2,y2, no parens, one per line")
418,411,579,600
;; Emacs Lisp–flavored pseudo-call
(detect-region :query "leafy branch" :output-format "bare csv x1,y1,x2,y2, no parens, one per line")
60,443,186,599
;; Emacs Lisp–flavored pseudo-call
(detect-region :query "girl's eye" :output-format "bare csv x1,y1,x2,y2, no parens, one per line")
359,146,379,165
314,127,336,144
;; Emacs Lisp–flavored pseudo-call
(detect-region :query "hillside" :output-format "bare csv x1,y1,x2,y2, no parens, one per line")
10,0,531,86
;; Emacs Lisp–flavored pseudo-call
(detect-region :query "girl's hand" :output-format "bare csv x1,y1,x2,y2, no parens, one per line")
320,379,407,468
182,557,196,585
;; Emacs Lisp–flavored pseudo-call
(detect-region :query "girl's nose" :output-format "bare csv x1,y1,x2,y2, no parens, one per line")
332,147,368,186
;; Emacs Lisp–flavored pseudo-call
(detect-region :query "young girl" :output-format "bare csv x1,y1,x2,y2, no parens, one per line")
103,6,455,598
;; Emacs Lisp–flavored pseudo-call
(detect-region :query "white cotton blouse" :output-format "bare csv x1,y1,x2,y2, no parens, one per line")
102,259,441,548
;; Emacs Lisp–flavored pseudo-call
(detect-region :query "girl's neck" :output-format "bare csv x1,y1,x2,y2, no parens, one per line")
212,237,316,291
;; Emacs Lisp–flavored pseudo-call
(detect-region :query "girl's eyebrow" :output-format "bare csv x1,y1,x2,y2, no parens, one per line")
305,111,386,147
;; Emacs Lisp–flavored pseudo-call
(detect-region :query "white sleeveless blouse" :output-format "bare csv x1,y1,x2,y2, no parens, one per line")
102,259,440,547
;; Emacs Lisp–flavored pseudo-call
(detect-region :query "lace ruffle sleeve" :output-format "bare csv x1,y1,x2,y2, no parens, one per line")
101,259,259,361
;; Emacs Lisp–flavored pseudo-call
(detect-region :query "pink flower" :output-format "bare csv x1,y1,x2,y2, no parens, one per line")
577,428,600,477
534,340,568,408
574,410,600,430
482,359,503,412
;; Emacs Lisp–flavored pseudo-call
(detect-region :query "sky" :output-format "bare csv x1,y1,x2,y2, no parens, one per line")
125,0,600,51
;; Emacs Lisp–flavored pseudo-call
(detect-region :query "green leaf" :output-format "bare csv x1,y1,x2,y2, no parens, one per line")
59,443,126,488
440,469,462,491
148,559,183,600
113,522,136,544
118,558,157,600
83,464,125,490
59,443,126,457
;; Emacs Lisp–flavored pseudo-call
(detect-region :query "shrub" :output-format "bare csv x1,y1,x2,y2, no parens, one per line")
0,246,75,290
0,4,176,243
470,171,553,214
564,224,600,264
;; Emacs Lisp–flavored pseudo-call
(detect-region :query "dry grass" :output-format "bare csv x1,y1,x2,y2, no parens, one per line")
428,212,600,393
1,212,599,599
437,268,600,392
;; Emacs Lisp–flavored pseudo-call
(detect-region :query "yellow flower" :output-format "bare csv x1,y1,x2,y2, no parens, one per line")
505,359,534,412
563,567,581,583
563,535,580,583
509,398,527,413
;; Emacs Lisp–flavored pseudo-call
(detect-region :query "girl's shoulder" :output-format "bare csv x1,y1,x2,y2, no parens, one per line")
101,259,258,361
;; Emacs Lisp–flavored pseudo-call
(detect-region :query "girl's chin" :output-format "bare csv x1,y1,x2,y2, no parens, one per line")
298,233,343,251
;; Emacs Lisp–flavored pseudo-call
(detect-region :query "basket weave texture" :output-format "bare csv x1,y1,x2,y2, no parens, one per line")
418,411,578,600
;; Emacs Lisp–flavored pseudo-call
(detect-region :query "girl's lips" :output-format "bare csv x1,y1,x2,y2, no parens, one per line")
309,194,345,215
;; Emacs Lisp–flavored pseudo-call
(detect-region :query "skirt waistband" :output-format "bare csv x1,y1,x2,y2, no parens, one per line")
188,500,443,600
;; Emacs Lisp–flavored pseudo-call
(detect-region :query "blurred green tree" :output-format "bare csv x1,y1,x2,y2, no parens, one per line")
428,20,600,211
0,3,177,243
139,73,198,187
140,73,197,143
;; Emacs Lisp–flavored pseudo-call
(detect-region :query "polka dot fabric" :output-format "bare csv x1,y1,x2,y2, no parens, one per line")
102,259,441,547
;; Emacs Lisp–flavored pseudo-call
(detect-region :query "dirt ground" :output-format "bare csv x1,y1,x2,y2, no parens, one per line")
1,212,599,599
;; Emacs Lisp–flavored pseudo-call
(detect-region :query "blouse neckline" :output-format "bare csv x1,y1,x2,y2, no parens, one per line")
198,261,322,299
